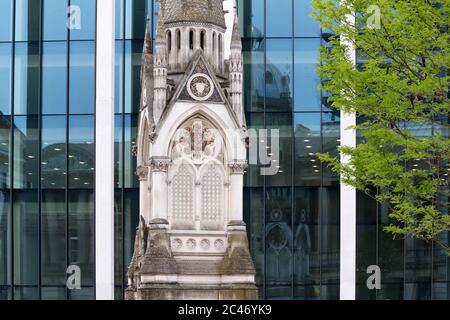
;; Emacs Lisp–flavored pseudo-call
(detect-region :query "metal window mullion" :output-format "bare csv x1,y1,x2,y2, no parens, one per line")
65,0,71,300
8,0,17,300
37,0,44,300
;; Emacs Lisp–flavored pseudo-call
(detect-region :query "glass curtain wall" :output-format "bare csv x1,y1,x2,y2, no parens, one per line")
239,0,340,300
114,0,154,300
0,0,96,300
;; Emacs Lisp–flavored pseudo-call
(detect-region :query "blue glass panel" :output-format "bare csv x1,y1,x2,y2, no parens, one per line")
43,0,68,41
14,43,40,115
13,190,39,286
0,190,10,287
69,41,95,114
294,113,320,186
41,190,67,286
266,0,292,37
69,115,94,189
0,117,10,188
0,0,13,41
239,0,264,38
125,0,146,39
266,39,293,112
68,190,94,287
294,39,321,112
42,42,67,115
69,0,96,40
13,116,39,189
0,44,12,115
41,116,66,189
115,41,124,114
116,0,125,39
15,0,41,41
294,0,321,37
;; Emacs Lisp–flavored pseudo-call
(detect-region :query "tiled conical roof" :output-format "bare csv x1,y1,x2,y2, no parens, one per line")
163,0,226,28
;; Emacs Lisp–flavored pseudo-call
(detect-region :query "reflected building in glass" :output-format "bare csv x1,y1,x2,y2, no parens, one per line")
0,0,448,300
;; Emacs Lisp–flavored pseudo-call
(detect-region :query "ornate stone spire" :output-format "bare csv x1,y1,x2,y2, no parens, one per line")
143,17,152,54
230,12,241,50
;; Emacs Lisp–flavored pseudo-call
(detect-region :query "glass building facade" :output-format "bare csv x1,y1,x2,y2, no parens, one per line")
0,0,448,300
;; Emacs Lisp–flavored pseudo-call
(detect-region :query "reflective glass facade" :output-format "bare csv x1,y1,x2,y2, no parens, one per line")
239,0,340,300
0,0,447,301
0,0,96,299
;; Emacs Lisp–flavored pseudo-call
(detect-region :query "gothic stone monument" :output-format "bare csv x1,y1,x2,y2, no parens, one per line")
125,0,257,300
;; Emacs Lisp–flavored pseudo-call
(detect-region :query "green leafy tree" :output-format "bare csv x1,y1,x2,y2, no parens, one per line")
311,0,450,253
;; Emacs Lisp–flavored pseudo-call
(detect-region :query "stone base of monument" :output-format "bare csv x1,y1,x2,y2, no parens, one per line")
126,219,258,300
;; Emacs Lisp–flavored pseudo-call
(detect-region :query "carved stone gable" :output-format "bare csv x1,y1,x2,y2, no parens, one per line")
178,58,224,103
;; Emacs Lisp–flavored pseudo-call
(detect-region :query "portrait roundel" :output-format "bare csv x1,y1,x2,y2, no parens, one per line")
187,73,214,101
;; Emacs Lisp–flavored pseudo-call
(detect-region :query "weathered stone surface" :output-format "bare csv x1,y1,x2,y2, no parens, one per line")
126,0,256,301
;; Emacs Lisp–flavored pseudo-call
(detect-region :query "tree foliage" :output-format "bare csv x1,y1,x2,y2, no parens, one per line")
311,0,450,253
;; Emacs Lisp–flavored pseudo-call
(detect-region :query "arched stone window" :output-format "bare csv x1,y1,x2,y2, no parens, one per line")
200,162,224,230
200,30,206,50
170,162,195,230
176,29,181,50
168,116,227,231
212,32,216,52
167,31,172,52
189,30,194,50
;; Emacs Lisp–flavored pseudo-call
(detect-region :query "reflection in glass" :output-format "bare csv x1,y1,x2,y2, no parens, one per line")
123,189,139,283
266,0,292,37
266,39,292,112
266,113,292,187
41,190,66,286
69,190,94,287
294,113,321,187
243,38,265,112
43,0,68,41
0,116,11,188
0,0,12,41
115,41,124,114
243,187,264,298
125,0,146,40
293,188,319,293
13,190,38,286
13,116,39,189
116,0,125,39
265,187,292,299
41,116,66,189
294,39,321,112
0,190,9,287
124,40,142,114
124,115,138,188
294,0,320,37
239,0,264,38
15,0,41,42
14,43,40,115
70,0,96,40
69,115,94,189
320,186,340,285
69,41,95,114
115,115,123,188
0,44,12,115
42,42,67,115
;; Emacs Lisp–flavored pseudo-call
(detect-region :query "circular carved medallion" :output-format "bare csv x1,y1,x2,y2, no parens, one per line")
187,73,214,101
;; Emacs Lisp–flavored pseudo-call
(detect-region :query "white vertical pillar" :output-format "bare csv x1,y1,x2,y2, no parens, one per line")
95,0,115,300
340,10,357,300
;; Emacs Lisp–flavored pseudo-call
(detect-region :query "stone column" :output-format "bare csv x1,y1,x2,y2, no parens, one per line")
136,165,150,222
228,160,248,221
150,157,171,220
